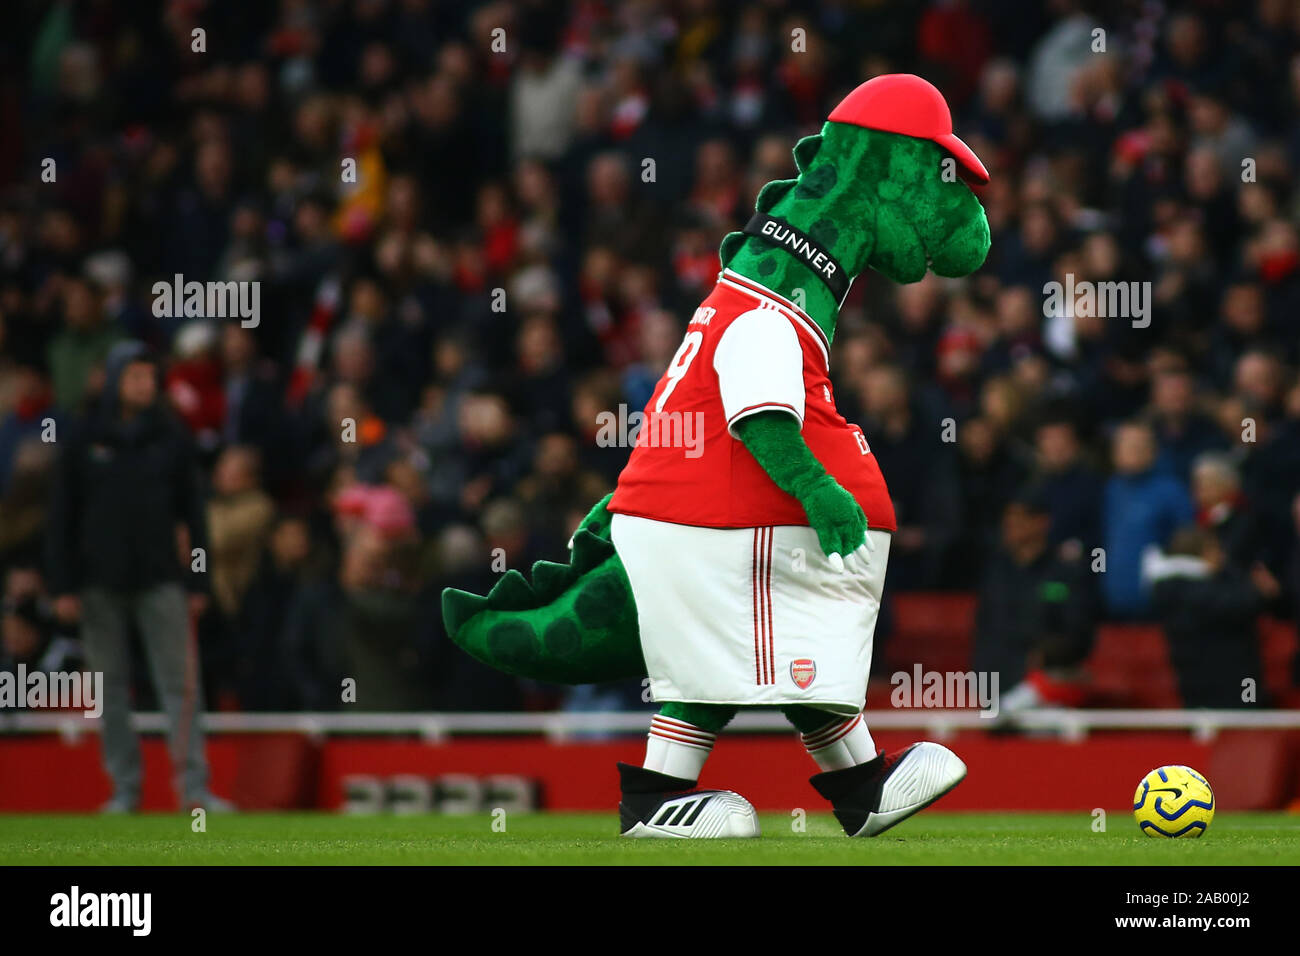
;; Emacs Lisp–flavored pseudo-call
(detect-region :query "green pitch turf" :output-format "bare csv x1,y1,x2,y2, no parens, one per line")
2,812,1298,865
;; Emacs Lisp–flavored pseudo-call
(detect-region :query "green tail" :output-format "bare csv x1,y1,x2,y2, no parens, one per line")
441,494,647,683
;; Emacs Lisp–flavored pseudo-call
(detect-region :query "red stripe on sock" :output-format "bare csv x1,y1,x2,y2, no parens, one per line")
803,714,861,746
653,715,716,734
649,729,715,750
651,718,715,744
802,716,850,745
803,714,863,750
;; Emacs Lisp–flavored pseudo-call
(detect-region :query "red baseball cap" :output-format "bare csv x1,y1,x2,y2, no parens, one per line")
827,73,990,184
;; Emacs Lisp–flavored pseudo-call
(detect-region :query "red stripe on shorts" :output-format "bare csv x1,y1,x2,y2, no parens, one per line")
752,528,761,685
764,527,775,684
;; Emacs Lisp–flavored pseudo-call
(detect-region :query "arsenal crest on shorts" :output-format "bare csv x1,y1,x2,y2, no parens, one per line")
790,659,817,689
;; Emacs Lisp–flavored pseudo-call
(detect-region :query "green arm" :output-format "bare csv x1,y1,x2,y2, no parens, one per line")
732,411,868,562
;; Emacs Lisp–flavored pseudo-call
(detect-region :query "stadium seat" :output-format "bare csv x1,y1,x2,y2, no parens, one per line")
1083,624,1181,709
1260,617,1300,707
885,592,978,677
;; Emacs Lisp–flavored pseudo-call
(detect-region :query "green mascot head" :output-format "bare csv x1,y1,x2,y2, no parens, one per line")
721,73,992,339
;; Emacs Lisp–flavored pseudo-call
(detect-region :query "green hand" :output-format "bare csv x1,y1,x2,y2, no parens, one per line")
733,413,875,572
799,474,868,567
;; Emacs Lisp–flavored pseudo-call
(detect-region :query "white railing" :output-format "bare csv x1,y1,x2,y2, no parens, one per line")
2,708,1299,742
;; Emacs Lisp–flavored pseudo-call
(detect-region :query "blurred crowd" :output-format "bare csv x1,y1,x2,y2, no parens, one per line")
1,0,1299,712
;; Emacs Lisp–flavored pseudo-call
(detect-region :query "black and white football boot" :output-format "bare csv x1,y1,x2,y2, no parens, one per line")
617,763,761,839
810,742,967,837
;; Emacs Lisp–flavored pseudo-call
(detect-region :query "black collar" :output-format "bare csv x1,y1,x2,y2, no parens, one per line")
742,213,850,305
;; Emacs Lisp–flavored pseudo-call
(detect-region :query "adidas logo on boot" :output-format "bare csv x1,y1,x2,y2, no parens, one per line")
617,763,760,839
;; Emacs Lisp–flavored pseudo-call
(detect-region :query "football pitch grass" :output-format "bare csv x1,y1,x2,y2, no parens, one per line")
2,812,1298,865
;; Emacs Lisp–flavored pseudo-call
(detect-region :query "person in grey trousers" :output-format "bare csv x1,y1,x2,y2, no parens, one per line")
46,340,232,812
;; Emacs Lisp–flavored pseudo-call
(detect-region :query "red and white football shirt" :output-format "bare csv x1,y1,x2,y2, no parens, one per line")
609,269,897,532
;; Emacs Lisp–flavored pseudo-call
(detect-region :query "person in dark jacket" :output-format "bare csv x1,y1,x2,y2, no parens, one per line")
860,365,963,588
45,340,228,812
1147,526,1267,708
1032,415,1103,561
1148,368,1226,483
973,487,1097,701
233,515,319,711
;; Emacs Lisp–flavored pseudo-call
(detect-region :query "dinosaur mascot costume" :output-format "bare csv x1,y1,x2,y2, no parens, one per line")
443,75,991,838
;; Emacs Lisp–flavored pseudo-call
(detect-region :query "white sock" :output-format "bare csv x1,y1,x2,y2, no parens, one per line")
801,713,877,772
644,714,716,781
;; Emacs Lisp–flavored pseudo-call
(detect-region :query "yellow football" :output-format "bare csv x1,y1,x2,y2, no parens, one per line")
1132,765,1215,837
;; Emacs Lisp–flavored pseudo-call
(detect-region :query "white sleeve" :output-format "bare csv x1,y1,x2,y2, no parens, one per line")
712,307,806,437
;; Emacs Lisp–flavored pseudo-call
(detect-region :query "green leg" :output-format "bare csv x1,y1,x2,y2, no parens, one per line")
658,701,739,735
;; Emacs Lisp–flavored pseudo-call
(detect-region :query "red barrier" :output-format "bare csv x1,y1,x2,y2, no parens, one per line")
3,597,1295,813
4,729,1295,813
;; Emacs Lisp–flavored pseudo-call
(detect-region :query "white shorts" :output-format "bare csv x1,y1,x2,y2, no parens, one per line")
611,514,891,716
